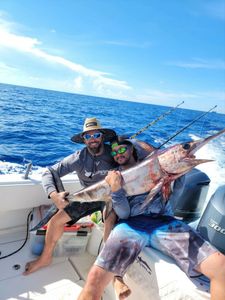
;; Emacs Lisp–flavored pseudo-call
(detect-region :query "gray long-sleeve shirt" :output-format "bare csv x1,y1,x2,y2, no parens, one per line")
42,144,117,196
111,176,185,219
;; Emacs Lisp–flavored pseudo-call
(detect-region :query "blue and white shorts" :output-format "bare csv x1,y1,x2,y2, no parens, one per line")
95,215,217,277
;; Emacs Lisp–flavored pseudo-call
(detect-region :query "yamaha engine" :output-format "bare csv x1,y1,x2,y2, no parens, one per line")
171,168,210,223
197,185,225,255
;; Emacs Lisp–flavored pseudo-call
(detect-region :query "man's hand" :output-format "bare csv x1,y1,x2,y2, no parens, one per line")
105,170,122,192
49,191,69,209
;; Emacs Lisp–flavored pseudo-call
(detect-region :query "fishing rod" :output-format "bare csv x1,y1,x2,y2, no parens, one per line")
130,101,184,139
158,105,217,149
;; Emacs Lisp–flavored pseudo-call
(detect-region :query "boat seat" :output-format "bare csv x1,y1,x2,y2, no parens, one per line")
124,246,210,300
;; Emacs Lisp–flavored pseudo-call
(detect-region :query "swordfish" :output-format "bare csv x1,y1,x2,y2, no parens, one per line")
30,128,225,231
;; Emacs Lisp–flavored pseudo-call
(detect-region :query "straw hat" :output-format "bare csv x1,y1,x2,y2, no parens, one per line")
71,117,117,144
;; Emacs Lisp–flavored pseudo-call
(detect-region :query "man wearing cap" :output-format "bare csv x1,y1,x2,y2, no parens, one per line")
78,140,225,300
24,117,118,275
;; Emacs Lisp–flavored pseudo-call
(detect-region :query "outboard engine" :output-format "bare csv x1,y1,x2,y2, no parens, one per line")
197,185,225,255
171,168,210,223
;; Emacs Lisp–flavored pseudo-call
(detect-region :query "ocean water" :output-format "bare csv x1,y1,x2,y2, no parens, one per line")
1,82,225,201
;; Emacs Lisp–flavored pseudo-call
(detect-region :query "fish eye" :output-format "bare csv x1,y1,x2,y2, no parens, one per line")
182,143,191,150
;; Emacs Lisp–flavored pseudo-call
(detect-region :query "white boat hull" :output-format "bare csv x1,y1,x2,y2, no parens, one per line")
0,174,210,300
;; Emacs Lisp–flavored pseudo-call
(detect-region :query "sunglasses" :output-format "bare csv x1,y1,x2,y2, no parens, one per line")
111,146,128,157
83,132,103,140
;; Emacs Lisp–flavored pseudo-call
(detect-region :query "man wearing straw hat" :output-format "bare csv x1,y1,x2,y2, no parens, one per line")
24,117,118,275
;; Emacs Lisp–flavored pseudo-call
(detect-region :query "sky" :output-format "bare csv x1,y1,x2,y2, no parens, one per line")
0,0,224,113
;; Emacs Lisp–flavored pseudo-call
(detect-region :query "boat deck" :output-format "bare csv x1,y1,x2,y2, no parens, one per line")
0,227,211,300
0,229,115,300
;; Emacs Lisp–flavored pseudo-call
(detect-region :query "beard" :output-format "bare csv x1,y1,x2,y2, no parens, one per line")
116,156,129,165
87,142,102,154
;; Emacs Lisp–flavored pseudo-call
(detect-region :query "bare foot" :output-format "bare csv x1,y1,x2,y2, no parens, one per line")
113,276,131,299
23,257,52,275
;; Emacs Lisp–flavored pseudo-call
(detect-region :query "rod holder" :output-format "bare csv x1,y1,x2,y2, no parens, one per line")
24,162,32,179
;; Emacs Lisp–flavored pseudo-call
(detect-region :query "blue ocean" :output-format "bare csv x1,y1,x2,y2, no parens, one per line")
1,82,225,198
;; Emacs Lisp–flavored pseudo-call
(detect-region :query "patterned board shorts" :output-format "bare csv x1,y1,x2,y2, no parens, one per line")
95,215,217,277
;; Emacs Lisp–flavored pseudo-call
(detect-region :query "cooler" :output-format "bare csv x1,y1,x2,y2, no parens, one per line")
29,205,94,256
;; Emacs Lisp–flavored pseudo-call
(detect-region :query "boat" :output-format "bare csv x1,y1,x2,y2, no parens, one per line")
0,165,225,300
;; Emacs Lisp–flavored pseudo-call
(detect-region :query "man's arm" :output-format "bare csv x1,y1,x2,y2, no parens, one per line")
105,171,130,219
42,151,81,208
48,190,69,210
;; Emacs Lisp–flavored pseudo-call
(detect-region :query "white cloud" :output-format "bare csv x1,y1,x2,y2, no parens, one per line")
0,26,106,77
0,61,18,73
134,88,225,113
104,40,152,49
167,58,225,70
0,16,131,94
73,76,83,91
0,13,224,113
93,76,131,90
137,89,197,102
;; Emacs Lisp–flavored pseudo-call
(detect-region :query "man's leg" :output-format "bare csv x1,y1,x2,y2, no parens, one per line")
23,209,71,275
103,205,117,242
196,251,225,300
103,208,131,299
24,201,105,275
78,265,114,300
95,222,147,299
146,216,225,300
79,221,147,299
